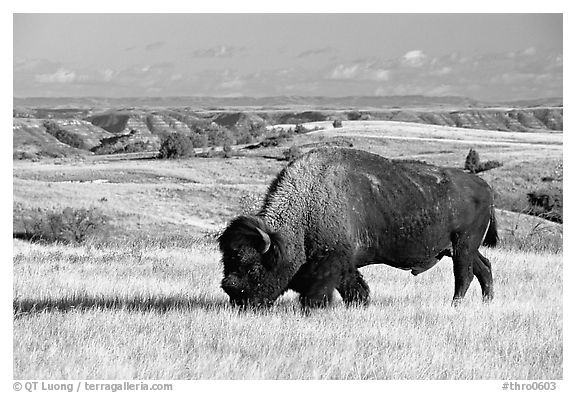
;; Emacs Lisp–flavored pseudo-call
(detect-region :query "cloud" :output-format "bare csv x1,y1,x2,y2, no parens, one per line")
296,47,337,59
35,68,77,84
191,45,245,58
372,69,390,81
328,63,390,81
145,41,166,51
149,62,175,71
430,66,452,76
219,77,246,90
14,58,61,74
329,64,360,80
318,46,561,100
13,44,562,101
102,69,115,82
401,50,427,67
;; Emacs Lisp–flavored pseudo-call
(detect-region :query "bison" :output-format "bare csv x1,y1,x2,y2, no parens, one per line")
219,147,497,308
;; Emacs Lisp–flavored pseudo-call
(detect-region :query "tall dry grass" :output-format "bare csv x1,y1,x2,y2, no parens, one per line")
13,240,562,379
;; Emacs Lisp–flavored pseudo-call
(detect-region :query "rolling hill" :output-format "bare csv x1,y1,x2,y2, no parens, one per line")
13,96,562,160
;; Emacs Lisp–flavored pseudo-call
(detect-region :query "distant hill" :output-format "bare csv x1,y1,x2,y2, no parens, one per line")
12,95,563,160
13,95,562,110
13,118,91,159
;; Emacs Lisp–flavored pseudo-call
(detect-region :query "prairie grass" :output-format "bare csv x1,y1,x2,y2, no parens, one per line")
12,136,562,246
13,240,562,379
12,156,281,243
13,121,562,379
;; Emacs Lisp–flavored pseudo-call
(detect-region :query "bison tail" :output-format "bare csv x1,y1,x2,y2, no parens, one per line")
482,207,499,247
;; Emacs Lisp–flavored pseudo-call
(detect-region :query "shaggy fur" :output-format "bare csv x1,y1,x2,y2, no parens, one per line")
219,147,498,308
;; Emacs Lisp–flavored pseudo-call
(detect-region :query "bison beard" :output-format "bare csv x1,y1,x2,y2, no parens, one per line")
219,147,498,309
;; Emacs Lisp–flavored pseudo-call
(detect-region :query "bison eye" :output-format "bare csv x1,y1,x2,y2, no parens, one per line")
229,253,240,263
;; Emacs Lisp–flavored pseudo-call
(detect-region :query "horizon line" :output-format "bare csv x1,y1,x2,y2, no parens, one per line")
13,94,563,101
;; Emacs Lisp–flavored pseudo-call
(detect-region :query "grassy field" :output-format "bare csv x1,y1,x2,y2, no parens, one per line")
13,120,563,379
13,240,562,379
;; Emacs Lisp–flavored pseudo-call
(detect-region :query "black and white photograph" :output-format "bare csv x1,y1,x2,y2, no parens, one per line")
11,9,566,385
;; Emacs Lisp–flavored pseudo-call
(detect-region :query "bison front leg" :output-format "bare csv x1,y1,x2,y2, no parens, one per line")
298,272,339,308
337,268,370,306
291,257,341,309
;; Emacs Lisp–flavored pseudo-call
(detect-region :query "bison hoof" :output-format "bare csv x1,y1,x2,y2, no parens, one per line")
299,296,332,309
341,293,370,307
344,298,370,307
482,293,494,303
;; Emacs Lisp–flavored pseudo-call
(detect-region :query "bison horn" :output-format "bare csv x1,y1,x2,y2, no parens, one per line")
255,227,271,254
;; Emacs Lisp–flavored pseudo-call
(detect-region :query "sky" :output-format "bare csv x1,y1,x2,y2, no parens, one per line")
13,13,563,101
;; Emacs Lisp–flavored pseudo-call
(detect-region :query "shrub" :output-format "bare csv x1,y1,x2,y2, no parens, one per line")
14,151,38,160
500,219,563,253
347,111,362,121
347,111,370,121
464,149,502,173
223,142,233,158
294,124,307,134
283,145,302,162
92,133,157,155
92,143,118,155
477,160,503,172
159,133,195,159
526,188,563,223
207,125,234,147
123,140,153,153
190,133,209,148
15,207,109,244
259,129,294,148
248,123,267,139
333,119,343,128
464,149,481,173
235,132,254,145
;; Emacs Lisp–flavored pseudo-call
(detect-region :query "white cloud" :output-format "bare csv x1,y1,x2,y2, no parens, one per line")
219,77,246,90
372,69,390,81
192,45,245,58
431,66,452,76
102,69,115,82
328,64,391,81
15,58,60,73
35,68,76,84
297,47,337,59
329,64,360,79
401,50,427,67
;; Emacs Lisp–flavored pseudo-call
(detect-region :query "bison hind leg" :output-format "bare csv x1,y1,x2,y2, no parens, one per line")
451,230,495,306
337,269,370,306
474,251,494,303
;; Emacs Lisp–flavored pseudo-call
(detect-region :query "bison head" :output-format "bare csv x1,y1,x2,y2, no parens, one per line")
218,216,286,307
